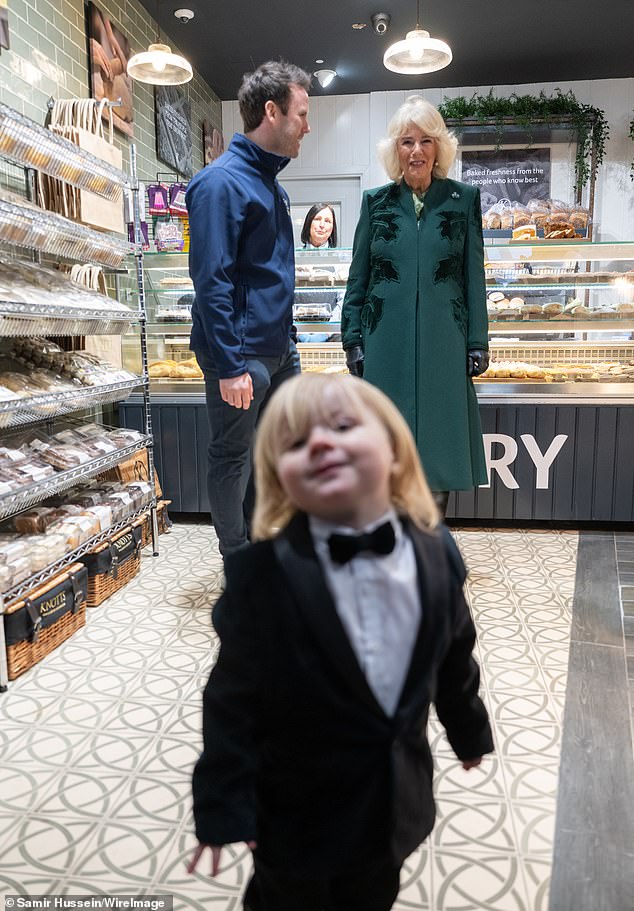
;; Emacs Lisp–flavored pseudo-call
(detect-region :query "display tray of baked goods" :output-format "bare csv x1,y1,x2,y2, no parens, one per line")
475,360,634,382
0,194,132,268
0,490,154,605
295,264,350,287
149,356,202,380
0,421,151,520
0,101,130,199
0,338,143,428
485,292,634,325
0,257,135,336
0,378,145,429
485,272,634,288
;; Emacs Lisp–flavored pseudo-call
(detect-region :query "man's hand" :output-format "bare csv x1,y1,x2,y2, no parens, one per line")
187,840,257,877
219,373,253,410
467,349,490,377
461,757,483,771
345,345,365,378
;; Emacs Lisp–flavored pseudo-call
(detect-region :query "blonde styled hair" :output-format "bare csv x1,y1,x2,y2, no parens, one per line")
377,95,458,182
252,373,439,540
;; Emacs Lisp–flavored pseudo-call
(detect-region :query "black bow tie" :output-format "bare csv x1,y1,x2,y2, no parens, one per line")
328,521,396,565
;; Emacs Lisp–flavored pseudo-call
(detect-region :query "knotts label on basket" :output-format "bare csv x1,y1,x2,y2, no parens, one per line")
40,591,67,619
113,532,133,553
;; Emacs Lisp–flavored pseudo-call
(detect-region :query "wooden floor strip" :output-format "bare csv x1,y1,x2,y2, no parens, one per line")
549,531,634,911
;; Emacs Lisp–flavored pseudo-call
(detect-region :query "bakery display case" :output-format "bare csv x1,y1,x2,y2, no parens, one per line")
122,247,354,388
477,239,634,399
119,240,634,522
0,103,157,689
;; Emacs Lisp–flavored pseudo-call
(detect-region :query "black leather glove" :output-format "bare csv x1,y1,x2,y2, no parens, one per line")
345,345,364,378
467,349,490,377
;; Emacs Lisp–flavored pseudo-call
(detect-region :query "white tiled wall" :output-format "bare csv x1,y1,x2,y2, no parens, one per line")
0,0,222,182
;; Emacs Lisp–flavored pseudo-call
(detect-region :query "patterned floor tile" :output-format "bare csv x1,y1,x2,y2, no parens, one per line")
0,815,98,880
107,775,190,828
432,850,529,911
519,857,552,911
501,759,560,803
394,847,432,909
486,691,561,726
69,821,180,884
0,872,63,898
0,764,65,814
432,798,518,852
37,767,137,819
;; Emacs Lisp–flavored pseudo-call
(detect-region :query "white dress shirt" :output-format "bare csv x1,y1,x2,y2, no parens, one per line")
309,509,420,716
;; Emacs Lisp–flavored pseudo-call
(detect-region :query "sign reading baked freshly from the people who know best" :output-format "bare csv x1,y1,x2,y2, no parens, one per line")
460,149,551,210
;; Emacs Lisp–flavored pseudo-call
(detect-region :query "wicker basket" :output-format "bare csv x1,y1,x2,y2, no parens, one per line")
80,521,143,607
3,563,88,681
97,447,163,498
141,500,172,548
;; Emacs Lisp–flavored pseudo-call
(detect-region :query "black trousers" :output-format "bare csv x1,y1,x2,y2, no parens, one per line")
243,854,401,911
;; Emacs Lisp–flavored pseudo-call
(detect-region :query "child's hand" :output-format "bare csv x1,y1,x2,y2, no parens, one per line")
461,757,483,770
187,841,257,877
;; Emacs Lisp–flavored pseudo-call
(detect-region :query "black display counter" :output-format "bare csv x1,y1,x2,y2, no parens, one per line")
120,390,634,523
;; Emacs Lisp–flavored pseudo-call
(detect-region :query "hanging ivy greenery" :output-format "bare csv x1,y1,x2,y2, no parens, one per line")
629,113,634,181
437,89,609,192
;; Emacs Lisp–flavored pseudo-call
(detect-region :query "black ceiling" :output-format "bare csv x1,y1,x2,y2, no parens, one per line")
145,1,633,102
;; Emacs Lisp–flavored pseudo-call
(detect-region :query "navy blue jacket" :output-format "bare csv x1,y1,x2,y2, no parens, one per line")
186,134,295,378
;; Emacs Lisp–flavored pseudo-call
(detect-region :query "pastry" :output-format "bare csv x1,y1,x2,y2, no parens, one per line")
172,364,202,378
542,302,563,316
520,304,542,316
512,225,537,240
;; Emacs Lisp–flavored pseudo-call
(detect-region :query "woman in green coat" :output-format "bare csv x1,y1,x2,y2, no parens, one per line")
341,96,489,513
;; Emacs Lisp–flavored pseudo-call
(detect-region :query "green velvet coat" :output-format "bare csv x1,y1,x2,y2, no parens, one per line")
341,178,489,492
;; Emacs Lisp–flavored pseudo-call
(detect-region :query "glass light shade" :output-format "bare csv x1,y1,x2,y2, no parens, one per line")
383,29,452,75
314,69,337,88
127,43,193,85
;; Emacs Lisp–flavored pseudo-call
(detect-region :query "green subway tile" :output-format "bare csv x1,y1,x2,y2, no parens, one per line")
35,36,57,62
26,8,47,35
8,0,29,23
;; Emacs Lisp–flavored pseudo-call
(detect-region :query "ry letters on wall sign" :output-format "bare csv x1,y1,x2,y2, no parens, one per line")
461,149,551,210
482,433,568,490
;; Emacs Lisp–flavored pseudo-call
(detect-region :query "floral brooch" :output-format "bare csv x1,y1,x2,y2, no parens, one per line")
451,191,460,199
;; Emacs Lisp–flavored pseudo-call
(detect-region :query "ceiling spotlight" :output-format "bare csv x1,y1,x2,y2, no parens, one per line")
383,0,452,75
371,13,391,35
174,8,195,23
315,58,324,64
314,69,337,88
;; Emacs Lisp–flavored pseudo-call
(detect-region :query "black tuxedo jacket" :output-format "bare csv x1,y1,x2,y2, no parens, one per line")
192,513,493,875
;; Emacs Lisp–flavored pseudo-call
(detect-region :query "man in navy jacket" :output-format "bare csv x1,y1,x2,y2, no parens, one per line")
186,61,311,557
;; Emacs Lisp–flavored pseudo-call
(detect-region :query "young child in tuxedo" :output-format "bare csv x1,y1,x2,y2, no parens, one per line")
188,373,494,911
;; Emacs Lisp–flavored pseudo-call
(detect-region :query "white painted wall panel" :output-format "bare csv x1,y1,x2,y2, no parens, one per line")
222,77,634,240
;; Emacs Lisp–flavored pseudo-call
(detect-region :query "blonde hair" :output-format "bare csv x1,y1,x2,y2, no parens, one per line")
377,95,458,182
252,373,439,540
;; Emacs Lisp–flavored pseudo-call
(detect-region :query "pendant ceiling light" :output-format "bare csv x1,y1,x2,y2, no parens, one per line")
127,0,193,85
383,0,452,75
